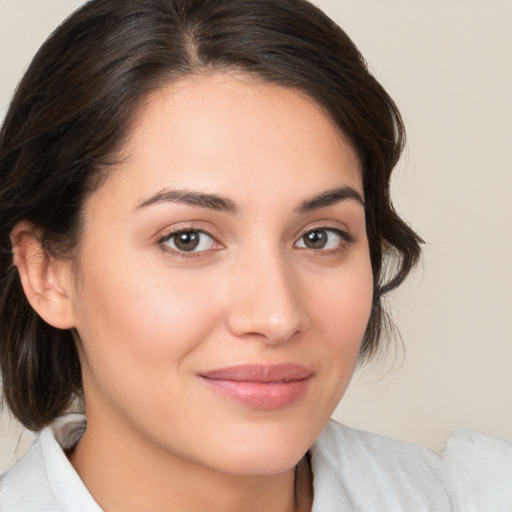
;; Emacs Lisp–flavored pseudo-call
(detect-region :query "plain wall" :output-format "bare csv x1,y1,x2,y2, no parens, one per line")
0,0,511,472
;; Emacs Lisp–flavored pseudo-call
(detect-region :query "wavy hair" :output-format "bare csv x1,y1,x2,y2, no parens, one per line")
0,0,422,430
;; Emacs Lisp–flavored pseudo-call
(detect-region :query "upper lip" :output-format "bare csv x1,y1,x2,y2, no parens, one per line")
199,364,313,383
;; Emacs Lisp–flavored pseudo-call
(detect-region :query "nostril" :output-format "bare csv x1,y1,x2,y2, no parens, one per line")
225,258,305,343
226,302,303,345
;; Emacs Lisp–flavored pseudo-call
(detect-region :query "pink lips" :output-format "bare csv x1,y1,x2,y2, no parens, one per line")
199,364,313,409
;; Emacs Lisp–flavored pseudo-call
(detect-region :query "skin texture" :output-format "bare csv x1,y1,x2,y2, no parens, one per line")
13,73,373,512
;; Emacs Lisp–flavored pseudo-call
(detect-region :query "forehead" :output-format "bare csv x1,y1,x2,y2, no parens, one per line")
94,73,362,212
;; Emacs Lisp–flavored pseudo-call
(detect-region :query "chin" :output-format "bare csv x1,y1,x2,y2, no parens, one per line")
193,418,317,476
212,445,306,476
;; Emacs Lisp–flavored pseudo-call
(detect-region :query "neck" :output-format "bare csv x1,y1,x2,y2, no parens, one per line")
68,409,313,512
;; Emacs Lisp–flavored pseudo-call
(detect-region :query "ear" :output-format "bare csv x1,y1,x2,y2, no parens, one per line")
10,220,76,329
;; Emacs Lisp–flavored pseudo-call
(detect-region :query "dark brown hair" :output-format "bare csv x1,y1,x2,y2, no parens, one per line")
0,0,422,431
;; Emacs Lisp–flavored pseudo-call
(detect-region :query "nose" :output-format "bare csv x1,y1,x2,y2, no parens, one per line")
225,251,305,345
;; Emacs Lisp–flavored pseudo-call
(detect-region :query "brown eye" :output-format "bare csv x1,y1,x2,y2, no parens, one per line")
174,231,200,251
161,230,216,253
302,230,328,249
296,228,348,250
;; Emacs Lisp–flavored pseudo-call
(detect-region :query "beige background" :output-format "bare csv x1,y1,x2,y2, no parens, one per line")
1,0,511,472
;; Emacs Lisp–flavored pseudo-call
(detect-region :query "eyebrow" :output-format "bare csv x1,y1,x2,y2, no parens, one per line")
135,188,238,214
134,184,363,215
296,186,364,212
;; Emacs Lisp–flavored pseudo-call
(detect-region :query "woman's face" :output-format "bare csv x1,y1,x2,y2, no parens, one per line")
68,73,373,475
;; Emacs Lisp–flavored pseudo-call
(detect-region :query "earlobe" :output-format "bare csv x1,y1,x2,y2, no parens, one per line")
10,220,76,330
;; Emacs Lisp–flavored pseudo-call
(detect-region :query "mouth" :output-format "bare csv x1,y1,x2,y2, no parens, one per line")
199,364,313,409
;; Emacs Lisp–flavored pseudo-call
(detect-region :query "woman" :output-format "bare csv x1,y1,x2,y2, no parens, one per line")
0,0,510,510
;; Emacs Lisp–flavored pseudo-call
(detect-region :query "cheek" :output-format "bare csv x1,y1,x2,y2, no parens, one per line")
303,252,374,386
72,254,225,392
308,258,373,344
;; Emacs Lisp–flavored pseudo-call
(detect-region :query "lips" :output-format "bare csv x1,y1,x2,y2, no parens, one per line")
199,364,313,409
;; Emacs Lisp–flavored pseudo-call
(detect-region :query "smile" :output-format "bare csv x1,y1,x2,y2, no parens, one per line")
199,364,313,409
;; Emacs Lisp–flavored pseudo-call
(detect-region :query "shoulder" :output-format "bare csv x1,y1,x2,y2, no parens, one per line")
310,419,512,512
440,429,512,507
0,414,101,512
0,430,60,511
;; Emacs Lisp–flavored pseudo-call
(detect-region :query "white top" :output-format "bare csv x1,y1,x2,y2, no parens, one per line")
0,414,511,511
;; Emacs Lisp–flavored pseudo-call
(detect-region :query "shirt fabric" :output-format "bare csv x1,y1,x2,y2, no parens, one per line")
0,414,510,511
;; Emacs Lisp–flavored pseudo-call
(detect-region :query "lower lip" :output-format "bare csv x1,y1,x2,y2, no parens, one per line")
201,377,311,409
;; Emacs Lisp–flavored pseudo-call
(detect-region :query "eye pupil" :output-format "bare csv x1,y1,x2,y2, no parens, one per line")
174,231,200,251
304,230,327,249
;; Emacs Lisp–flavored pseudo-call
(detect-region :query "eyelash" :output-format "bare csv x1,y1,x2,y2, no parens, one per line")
294,227,354,256
156,226,353,259
156,228,219,259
